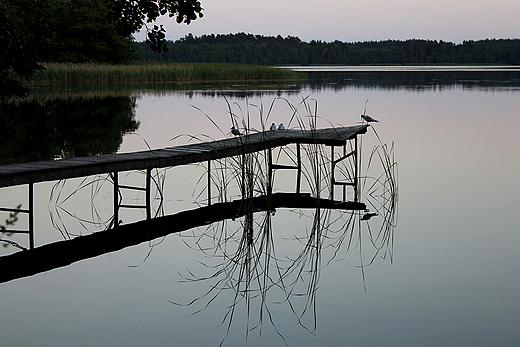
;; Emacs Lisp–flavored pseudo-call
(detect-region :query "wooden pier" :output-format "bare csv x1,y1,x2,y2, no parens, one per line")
0,125,367,188
0,125,368,249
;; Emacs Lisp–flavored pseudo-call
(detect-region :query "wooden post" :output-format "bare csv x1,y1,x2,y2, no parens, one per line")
113,172,119,228
268,148,273,196
146,168,151,220
330,145,335,200
28,182,34,250
343,144,347,202
354,136,359,202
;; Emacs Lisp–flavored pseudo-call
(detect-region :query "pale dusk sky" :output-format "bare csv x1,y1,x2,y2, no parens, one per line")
135,0,519,43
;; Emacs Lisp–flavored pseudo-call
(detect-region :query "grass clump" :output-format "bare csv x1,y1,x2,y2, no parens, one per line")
26,63,305,84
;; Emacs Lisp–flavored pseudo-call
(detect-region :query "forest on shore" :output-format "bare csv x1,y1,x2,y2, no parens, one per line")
3,0,519,102
134,33,520,66
1,0,203,101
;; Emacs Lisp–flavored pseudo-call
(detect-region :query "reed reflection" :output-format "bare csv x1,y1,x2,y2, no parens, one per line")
170,129,397,344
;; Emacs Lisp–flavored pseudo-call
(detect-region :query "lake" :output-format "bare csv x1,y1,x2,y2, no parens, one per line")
1,67,519,346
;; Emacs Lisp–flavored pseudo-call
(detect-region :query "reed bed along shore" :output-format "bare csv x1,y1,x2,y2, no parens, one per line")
27,63,304,84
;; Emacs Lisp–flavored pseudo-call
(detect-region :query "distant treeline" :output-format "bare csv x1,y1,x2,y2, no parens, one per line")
134,33,520,65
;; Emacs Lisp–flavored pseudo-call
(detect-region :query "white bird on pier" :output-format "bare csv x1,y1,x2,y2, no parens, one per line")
360,99,378,123
270,123,277,131
361,114,379,123
231,126,241,136
278,123,285,130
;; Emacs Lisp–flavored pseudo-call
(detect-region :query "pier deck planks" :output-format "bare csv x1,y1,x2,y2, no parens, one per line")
0,125,368,188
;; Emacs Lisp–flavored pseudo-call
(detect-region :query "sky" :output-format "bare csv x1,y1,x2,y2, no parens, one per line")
134,0,520,43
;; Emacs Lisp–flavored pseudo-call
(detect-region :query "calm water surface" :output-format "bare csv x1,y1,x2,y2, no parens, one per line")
1,68,519,346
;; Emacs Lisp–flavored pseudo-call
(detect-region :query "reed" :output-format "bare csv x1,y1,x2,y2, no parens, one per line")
26,63,304,84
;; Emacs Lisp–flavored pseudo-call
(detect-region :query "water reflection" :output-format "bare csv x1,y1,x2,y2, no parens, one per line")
0,95,140,164
26,81,304,100
172,138,397,344
1,67,519,347
136,68,520,96
304,69,520,91
1,193,397,343
18,68,520,106
0,117,397,344
1,70,399,343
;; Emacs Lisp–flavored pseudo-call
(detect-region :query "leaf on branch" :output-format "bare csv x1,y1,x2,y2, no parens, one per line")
146,24,168,53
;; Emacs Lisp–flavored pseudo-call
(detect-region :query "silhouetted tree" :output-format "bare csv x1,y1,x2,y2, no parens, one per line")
0,0,204,101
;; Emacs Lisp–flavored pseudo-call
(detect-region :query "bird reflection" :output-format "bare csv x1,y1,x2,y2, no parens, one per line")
362,212,378,220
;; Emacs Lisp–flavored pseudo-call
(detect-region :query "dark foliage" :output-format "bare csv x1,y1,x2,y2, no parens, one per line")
112,0,203,52
0,0,203,101
134,33,520,65
0,0,44,101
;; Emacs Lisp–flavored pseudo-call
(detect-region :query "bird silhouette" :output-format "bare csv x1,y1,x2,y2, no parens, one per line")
270,123,276,131
361,114,379,123
278,123,285,130
231,126,241,136
361,99,379,123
